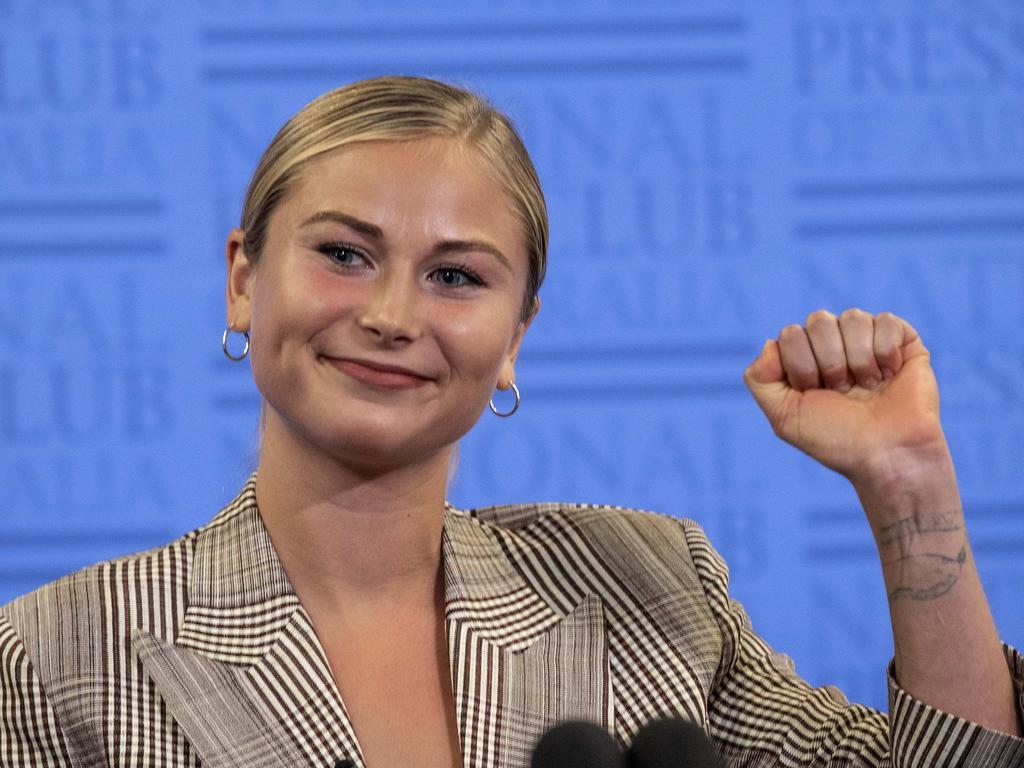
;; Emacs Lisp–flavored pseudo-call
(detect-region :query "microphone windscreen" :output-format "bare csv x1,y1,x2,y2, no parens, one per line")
530,720,625,768
627,717,718,768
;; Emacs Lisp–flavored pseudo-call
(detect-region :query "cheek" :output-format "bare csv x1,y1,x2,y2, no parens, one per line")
251,268,341,345
436,308,519,379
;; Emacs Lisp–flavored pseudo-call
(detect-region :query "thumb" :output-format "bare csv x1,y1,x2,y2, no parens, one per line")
744,338,785,385
743,339,790,414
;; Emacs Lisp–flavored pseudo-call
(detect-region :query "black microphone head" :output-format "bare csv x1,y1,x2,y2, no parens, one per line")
530,720,625,768
627,717,718,768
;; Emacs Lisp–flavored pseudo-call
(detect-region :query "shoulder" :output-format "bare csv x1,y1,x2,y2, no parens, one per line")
461,497,694,531
0,497,244,763
0,481,256,644
0,521,206,673
454,500,723,602
458,498,710,557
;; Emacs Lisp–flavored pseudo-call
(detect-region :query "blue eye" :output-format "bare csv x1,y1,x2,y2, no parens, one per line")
319,243,367,267
432,264,484,288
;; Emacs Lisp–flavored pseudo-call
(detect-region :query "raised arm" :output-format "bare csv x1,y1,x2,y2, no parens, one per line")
743,308,1020,737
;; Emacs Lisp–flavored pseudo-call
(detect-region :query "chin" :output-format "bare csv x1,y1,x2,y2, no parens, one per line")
267,392,483,473
327,437,449,476
306,419,462,473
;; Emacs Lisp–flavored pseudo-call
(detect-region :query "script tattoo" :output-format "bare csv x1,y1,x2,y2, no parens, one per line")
878,510,966,602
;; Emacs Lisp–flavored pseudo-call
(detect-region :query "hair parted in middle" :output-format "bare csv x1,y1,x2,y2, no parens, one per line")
238,75,548,323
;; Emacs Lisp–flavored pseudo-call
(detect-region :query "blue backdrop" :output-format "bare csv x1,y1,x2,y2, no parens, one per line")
2,1,1022,711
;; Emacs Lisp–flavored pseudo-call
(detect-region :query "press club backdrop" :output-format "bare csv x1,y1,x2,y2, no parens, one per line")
2,0,1023,710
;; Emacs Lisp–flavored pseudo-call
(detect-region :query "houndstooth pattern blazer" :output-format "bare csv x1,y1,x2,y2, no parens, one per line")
2,475,1022,767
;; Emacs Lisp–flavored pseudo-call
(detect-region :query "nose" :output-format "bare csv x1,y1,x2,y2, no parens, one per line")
356,269,420,346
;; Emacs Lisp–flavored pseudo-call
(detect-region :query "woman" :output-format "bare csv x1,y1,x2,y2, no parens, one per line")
1,76,1020,768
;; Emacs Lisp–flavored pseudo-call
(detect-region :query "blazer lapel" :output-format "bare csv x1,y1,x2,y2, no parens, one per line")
443,508,612,768
134,477,612,768
133,477,363,768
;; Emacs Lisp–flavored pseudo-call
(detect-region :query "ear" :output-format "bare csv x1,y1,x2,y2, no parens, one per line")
498,296,540,389
225,228,255,331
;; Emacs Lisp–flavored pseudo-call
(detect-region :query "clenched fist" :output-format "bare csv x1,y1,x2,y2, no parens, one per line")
745,310,1021,738
743,309,948,490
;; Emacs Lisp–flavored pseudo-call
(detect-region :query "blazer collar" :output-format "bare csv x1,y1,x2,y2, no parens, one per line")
175,474,574,657
134,474,611,768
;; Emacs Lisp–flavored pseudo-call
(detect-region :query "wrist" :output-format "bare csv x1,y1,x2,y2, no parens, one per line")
853,441,957,507
851,447,972,605
852,432,951,482
852,445,965,546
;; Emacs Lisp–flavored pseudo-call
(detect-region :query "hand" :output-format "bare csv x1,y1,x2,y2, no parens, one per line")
747,311,1022,737
743,309,949,490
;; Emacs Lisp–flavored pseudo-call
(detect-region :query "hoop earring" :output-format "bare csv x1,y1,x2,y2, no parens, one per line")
222,327,250,361
489,381,520,418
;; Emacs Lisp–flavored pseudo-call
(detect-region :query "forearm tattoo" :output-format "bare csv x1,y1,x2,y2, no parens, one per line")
878,511,966,602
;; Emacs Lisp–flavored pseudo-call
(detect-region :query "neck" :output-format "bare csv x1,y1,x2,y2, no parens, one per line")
254,413,453,615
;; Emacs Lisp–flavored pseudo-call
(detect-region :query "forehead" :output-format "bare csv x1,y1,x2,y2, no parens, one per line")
278,138,525,256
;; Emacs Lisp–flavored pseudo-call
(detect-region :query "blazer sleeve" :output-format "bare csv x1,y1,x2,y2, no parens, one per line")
0,613,76,767
680,520,1024,768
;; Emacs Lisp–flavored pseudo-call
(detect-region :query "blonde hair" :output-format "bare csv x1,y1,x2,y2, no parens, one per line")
239,75,547,321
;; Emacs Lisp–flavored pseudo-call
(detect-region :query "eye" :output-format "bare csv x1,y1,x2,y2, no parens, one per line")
430,263,485,288
318,242,368,267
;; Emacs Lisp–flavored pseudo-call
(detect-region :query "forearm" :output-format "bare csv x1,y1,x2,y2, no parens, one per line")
855,447,1021,737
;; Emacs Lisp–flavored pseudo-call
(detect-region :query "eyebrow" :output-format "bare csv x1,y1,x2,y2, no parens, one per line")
435,239,513,273
298,209,514,273
299,210,383,239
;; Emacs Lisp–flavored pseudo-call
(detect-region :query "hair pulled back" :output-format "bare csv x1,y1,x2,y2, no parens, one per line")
239,75,547,321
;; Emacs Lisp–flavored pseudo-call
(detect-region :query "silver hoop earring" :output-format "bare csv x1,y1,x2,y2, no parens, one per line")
489,381,520,418
222,327,250,361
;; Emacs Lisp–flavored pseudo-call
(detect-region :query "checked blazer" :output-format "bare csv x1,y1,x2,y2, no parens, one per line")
2,474,1023,767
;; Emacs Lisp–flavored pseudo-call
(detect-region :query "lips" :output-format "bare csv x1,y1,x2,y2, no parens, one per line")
323,356,433,390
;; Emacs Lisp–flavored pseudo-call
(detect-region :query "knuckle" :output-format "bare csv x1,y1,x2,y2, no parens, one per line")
878,347,900,364
848,358,876,375
822,364,849,381
875,357,899,375
793,369,819,387
805,309,834,327
876,332,898,348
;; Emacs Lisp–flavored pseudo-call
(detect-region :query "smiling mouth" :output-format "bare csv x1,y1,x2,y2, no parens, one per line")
322,357,432,390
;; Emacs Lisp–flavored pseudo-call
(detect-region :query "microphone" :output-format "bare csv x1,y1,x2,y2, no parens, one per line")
529,720,626,768
627,717,718,768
